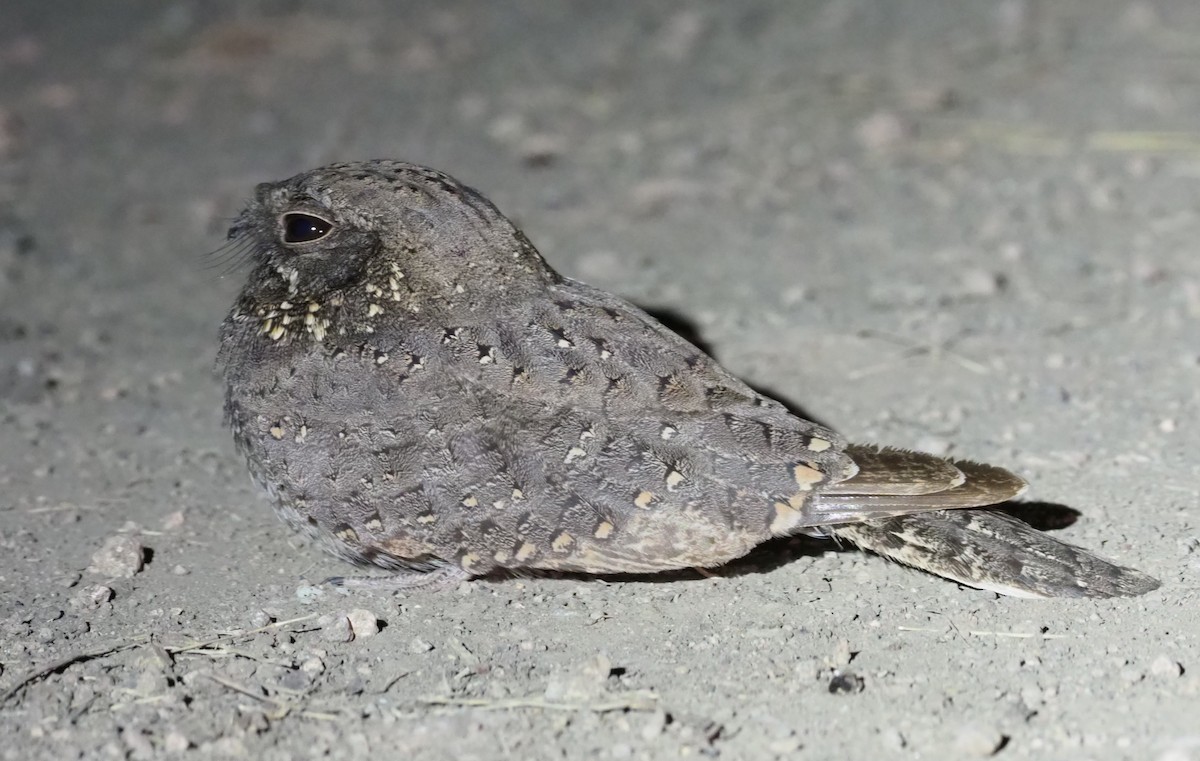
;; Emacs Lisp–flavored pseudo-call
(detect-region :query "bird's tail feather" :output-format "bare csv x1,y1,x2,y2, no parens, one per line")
830,509,1160,598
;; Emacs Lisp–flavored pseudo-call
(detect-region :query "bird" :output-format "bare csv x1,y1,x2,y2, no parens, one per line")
217,160,1159,599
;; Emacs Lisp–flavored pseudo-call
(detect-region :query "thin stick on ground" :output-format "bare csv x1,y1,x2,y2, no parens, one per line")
0,613,319,707
898,625,1069,639
163,613,319,656
0,638,147,706
418,693,660,713
204,673,341,722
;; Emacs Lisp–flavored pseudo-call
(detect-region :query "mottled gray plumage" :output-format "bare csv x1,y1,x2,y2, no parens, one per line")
218,160,1158,598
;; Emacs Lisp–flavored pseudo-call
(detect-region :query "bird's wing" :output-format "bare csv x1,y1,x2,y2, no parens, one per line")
804,446,1027,525
409,280,1022,574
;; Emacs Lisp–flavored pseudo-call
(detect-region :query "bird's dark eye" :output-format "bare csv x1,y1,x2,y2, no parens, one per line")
281,213,333,244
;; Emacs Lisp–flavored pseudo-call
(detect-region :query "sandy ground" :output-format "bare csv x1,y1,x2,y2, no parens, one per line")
1,1,1198,759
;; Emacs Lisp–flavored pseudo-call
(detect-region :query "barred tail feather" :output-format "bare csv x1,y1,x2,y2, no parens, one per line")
830,509,1160,599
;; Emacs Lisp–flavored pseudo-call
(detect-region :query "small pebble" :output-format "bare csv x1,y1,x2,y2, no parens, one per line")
300,654,326,675
71,584,114,610
768,735,802,754
88,535,145,578
409,637,434,653
163,731,190,753
247,609,272,629
487,113,525,143
1121,666,1146,685
780,285,809,307
855,110,912,152
319,613,354,643
952,724,1006,757
346,609,380,638
295,584,326,604
543,654,613,703
1150,655,1183,678
830,639,853,668
161,510,186,530
958,268,1005,298
640,710,668,741
881,727,907,751
136,668,168,695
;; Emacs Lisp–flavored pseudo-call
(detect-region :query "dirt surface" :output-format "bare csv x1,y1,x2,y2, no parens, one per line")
1,2,1198,759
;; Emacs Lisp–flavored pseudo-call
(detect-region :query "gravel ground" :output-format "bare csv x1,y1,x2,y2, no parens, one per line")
1,2,1197,759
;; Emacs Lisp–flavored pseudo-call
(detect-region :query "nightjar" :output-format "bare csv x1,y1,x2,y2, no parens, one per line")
218,160,1159,598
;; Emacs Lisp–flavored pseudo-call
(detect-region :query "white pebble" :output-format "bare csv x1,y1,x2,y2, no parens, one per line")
958,268,1004,298
1150,655,1183,678
295,585,326,603
952,724,1006,757
88,535,145,578
409,637,434,653
346,609,380,638
855,110,912,151
163,731,190,753
71,584,114,609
